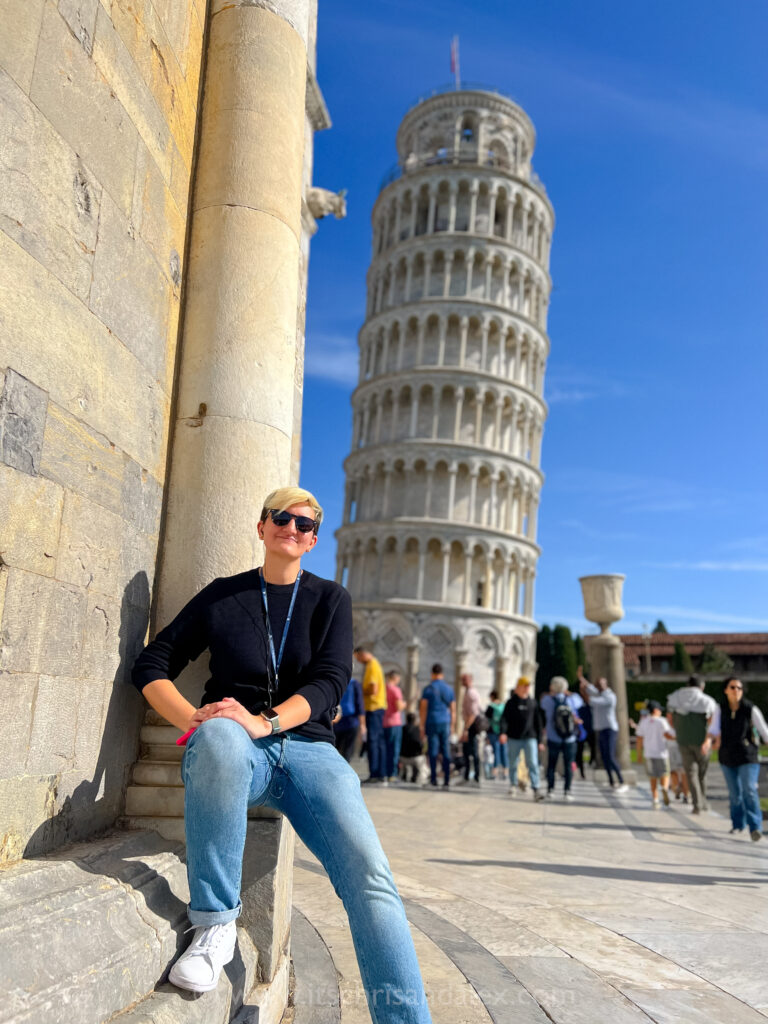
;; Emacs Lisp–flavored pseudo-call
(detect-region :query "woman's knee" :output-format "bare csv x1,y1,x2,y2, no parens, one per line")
186,718,254,781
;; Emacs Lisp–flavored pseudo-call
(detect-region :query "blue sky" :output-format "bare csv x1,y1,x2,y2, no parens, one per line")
299,0,768,636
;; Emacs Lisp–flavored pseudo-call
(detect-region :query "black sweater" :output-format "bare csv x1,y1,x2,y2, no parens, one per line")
131,569,353,742
500,695,544,741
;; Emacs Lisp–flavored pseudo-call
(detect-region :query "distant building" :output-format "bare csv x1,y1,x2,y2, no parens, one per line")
620,633,768,679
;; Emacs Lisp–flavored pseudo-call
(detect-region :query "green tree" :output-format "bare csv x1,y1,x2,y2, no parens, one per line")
652,620,669,634
671,641,694,673
698,644,734,674
552,624,578,686
574,634,590,679
535,625,553,697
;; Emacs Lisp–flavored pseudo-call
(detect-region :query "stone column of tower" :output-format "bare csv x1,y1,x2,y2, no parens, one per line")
336,88,553,707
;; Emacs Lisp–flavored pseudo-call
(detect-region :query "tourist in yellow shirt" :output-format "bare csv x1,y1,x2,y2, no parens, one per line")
354,645,387,784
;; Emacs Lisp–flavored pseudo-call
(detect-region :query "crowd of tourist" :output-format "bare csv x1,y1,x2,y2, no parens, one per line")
334,654,767,841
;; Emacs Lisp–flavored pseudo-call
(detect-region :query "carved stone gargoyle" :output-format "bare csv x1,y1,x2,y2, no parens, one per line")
307,187,347,220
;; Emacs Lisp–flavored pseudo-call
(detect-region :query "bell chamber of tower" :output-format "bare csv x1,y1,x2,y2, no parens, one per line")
336,88,554,706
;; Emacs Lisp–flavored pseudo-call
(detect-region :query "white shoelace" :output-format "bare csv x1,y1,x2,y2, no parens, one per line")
183,924,228,960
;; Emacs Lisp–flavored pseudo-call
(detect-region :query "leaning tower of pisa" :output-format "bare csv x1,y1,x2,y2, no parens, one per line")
336,87,553,705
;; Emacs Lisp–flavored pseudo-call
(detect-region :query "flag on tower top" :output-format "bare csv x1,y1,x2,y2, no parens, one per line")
451,36,460,89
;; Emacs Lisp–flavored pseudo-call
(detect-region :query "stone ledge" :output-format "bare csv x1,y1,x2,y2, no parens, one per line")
0,828,284,1024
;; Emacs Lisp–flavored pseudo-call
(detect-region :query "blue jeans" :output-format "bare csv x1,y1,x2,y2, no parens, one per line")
384,725,403,778
426,722,451,785
597,728,624,785
182,719,430,1022
721,762,762,832
487,732,508,770
507,738,541,790
547,738,576,792
366,708,386,778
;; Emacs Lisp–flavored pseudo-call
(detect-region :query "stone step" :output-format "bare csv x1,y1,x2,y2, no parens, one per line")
141,740,185,762
125,785,281,821
120,814,187,843
132,759,183,787
144,707,171,727
140,723,181,746
0,829,272,1024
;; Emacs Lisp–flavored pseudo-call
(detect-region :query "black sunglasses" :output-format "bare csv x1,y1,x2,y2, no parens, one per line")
267,509,318,534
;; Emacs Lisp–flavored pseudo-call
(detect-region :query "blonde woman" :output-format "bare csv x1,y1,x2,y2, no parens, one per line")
132,487,431,1022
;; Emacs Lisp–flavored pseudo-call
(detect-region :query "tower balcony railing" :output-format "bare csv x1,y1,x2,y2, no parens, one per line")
379,148,548,198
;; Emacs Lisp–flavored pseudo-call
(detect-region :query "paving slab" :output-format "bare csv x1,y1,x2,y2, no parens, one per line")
505,956,654,1024
618,986,768,1024
291,772,768,1022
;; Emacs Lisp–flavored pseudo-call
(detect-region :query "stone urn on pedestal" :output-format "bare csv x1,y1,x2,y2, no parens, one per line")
579,574,635,780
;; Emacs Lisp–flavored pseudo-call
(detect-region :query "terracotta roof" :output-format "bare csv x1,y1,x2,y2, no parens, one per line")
615,633,768,667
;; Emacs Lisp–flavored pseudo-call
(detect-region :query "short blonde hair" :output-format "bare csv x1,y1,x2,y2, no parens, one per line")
261,487,323,529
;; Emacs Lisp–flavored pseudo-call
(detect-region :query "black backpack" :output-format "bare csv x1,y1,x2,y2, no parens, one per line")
553,695,576,739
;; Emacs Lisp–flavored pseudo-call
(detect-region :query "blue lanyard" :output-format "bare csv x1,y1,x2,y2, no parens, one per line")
259,568,302,687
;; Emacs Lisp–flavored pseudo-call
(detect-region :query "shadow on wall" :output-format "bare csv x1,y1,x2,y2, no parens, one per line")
23,571,151,858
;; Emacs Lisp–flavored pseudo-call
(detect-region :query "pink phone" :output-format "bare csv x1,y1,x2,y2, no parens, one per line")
176,727,197,746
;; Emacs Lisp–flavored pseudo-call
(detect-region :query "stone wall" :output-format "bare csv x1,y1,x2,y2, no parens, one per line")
0,0,204,862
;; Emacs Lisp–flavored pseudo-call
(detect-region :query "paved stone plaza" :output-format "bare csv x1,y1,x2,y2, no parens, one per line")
291,776,768,1024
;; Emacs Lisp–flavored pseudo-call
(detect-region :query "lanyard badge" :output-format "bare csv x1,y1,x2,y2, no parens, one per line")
260,568,302,698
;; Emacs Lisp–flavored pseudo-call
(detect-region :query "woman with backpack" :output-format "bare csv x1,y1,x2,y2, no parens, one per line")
539,676,584,800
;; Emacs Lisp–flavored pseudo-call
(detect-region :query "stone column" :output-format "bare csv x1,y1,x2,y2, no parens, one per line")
474,392,484,445
505,201,514,241
480,321,489,371
495,654,509,696
448,185,458,232
437,319,447,366
453,389,464,442
488,191,497,236
416,320,426,364
440,542,451,602
465,248,475,296
454,648,468,706
458,316,469,366
447,463,458,518
443,254,454,297
469,184,479,233
403,258,415,301
463,551,474,606
382,466,392,518
409,389,420,436
427,192,437,234
424,253,433,299
157,0,313,680
406,641,421,704
416,547,426,600
423,466,436,516
482,557,493,608
579,575,633,775
469,469,478,523
494,401,503,450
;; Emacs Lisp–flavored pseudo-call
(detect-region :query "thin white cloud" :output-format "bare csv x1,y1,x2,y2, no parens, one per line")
645,561,768,573
545,369,629,406
305,333,359,387
629,605,768,630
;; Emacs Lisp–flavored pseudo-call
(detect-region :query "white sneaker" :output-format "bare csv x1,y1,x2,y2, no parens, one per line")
614,784,629,794
169,922,237,993
563,792,575,802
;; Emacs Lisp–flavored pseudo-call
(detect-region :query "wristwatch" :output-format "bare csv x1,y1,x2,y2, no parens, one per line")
260,708,281,734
